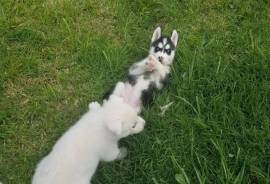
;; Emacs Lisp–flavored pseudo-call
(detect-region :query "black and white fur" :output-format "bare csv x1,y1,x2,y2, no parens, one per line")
105,27,178,112
130,27,178,74
128,27,178,108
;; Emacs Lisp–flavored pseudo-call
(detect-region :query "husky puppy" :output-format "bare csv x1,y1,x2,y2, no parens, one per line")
104,27,178,112
111,56,162,112
32,92,145,184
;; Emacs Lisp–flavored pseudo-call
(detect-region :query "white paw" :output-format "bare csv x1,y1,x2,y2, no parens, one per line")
88,101,101,110
132,116,145,134
113,82,125,96
137,116,145,125
116,82,125,90
145,55,158,71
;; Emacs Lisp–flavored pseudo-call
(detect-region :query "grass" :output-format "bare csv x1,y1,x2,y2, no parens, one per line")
0,0,270,183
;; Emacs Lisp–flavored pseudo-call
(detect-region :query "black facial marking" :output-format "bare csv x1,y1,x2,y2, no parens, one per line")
154,47,162,53
151,36,176,51
127,75,137,86
164,48,171,55
141,82,156,106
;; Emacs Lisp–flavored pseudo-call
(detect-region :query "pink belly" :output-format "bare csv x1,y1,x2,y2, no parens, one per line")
120,83,141,109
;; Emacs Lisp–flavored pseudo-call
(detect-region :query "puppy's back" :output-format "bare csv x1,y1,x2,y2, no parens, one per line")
32,110,103,184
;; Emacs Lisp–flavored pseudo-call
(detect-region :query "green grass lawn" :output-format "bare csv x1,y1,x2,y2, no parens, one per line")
1,0,270,183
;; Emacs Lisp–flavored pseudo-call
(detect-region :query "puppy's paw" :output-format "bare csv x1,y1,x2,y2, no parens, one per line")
113,82,125,96
115,82,125,90
137,116,146,124
88,102,101,110
132,116,145,134
116,147,128,160
145,55,158,72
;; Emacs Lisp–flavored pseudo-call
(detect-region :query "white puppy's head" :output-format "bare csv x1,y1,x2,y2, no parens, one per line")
103,95,145,138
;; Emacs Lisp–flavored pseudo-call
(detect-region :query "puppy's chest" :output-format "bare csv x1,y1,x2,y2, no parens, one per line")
143,66,170,87
127,65,170,91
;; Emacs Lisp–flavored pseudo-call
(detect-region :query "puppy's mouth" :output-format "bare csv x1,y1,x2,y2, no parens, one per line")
158,59,165,65
157,57,165,64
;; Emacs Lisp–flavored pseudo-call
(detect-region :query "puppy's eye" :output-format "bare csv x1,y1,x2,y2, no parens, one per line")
132,122,137,128
165,49,171,55
154,47,161,53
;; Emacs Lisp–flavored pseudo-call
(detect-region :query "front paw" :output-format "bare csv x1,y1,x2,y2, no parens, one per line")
113,82,125,96
145,55,158,71
137,116,145,125
132,116,145,134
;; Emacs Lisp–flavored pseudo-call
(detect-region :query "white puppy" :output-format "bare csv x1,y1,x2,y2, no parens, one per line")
32,94,145,184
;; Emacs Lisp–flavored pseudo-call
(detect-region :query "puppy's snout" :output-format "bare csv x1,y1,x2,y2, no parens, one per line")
158,56,163,63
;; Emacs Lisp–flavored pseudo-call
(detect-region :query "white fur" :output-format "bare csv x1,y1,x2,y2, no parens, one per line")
32,95,145,184
151,27,161,43
171,30,178,47
88,101,101,110
163,38,167,45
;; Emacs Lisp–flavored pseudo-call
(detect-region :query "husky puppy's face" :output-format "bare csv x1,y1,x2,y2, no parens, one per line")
149,27,178,66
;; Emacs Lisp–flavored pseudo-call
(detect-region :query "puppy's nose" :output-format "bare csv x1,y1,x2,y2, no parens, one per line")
158,56,163,63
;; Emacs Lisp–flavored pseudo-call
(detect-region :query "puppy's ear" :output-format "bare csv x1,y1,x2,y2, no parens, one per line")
106,119,122,136
171,30,178,47
151,27,161,43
